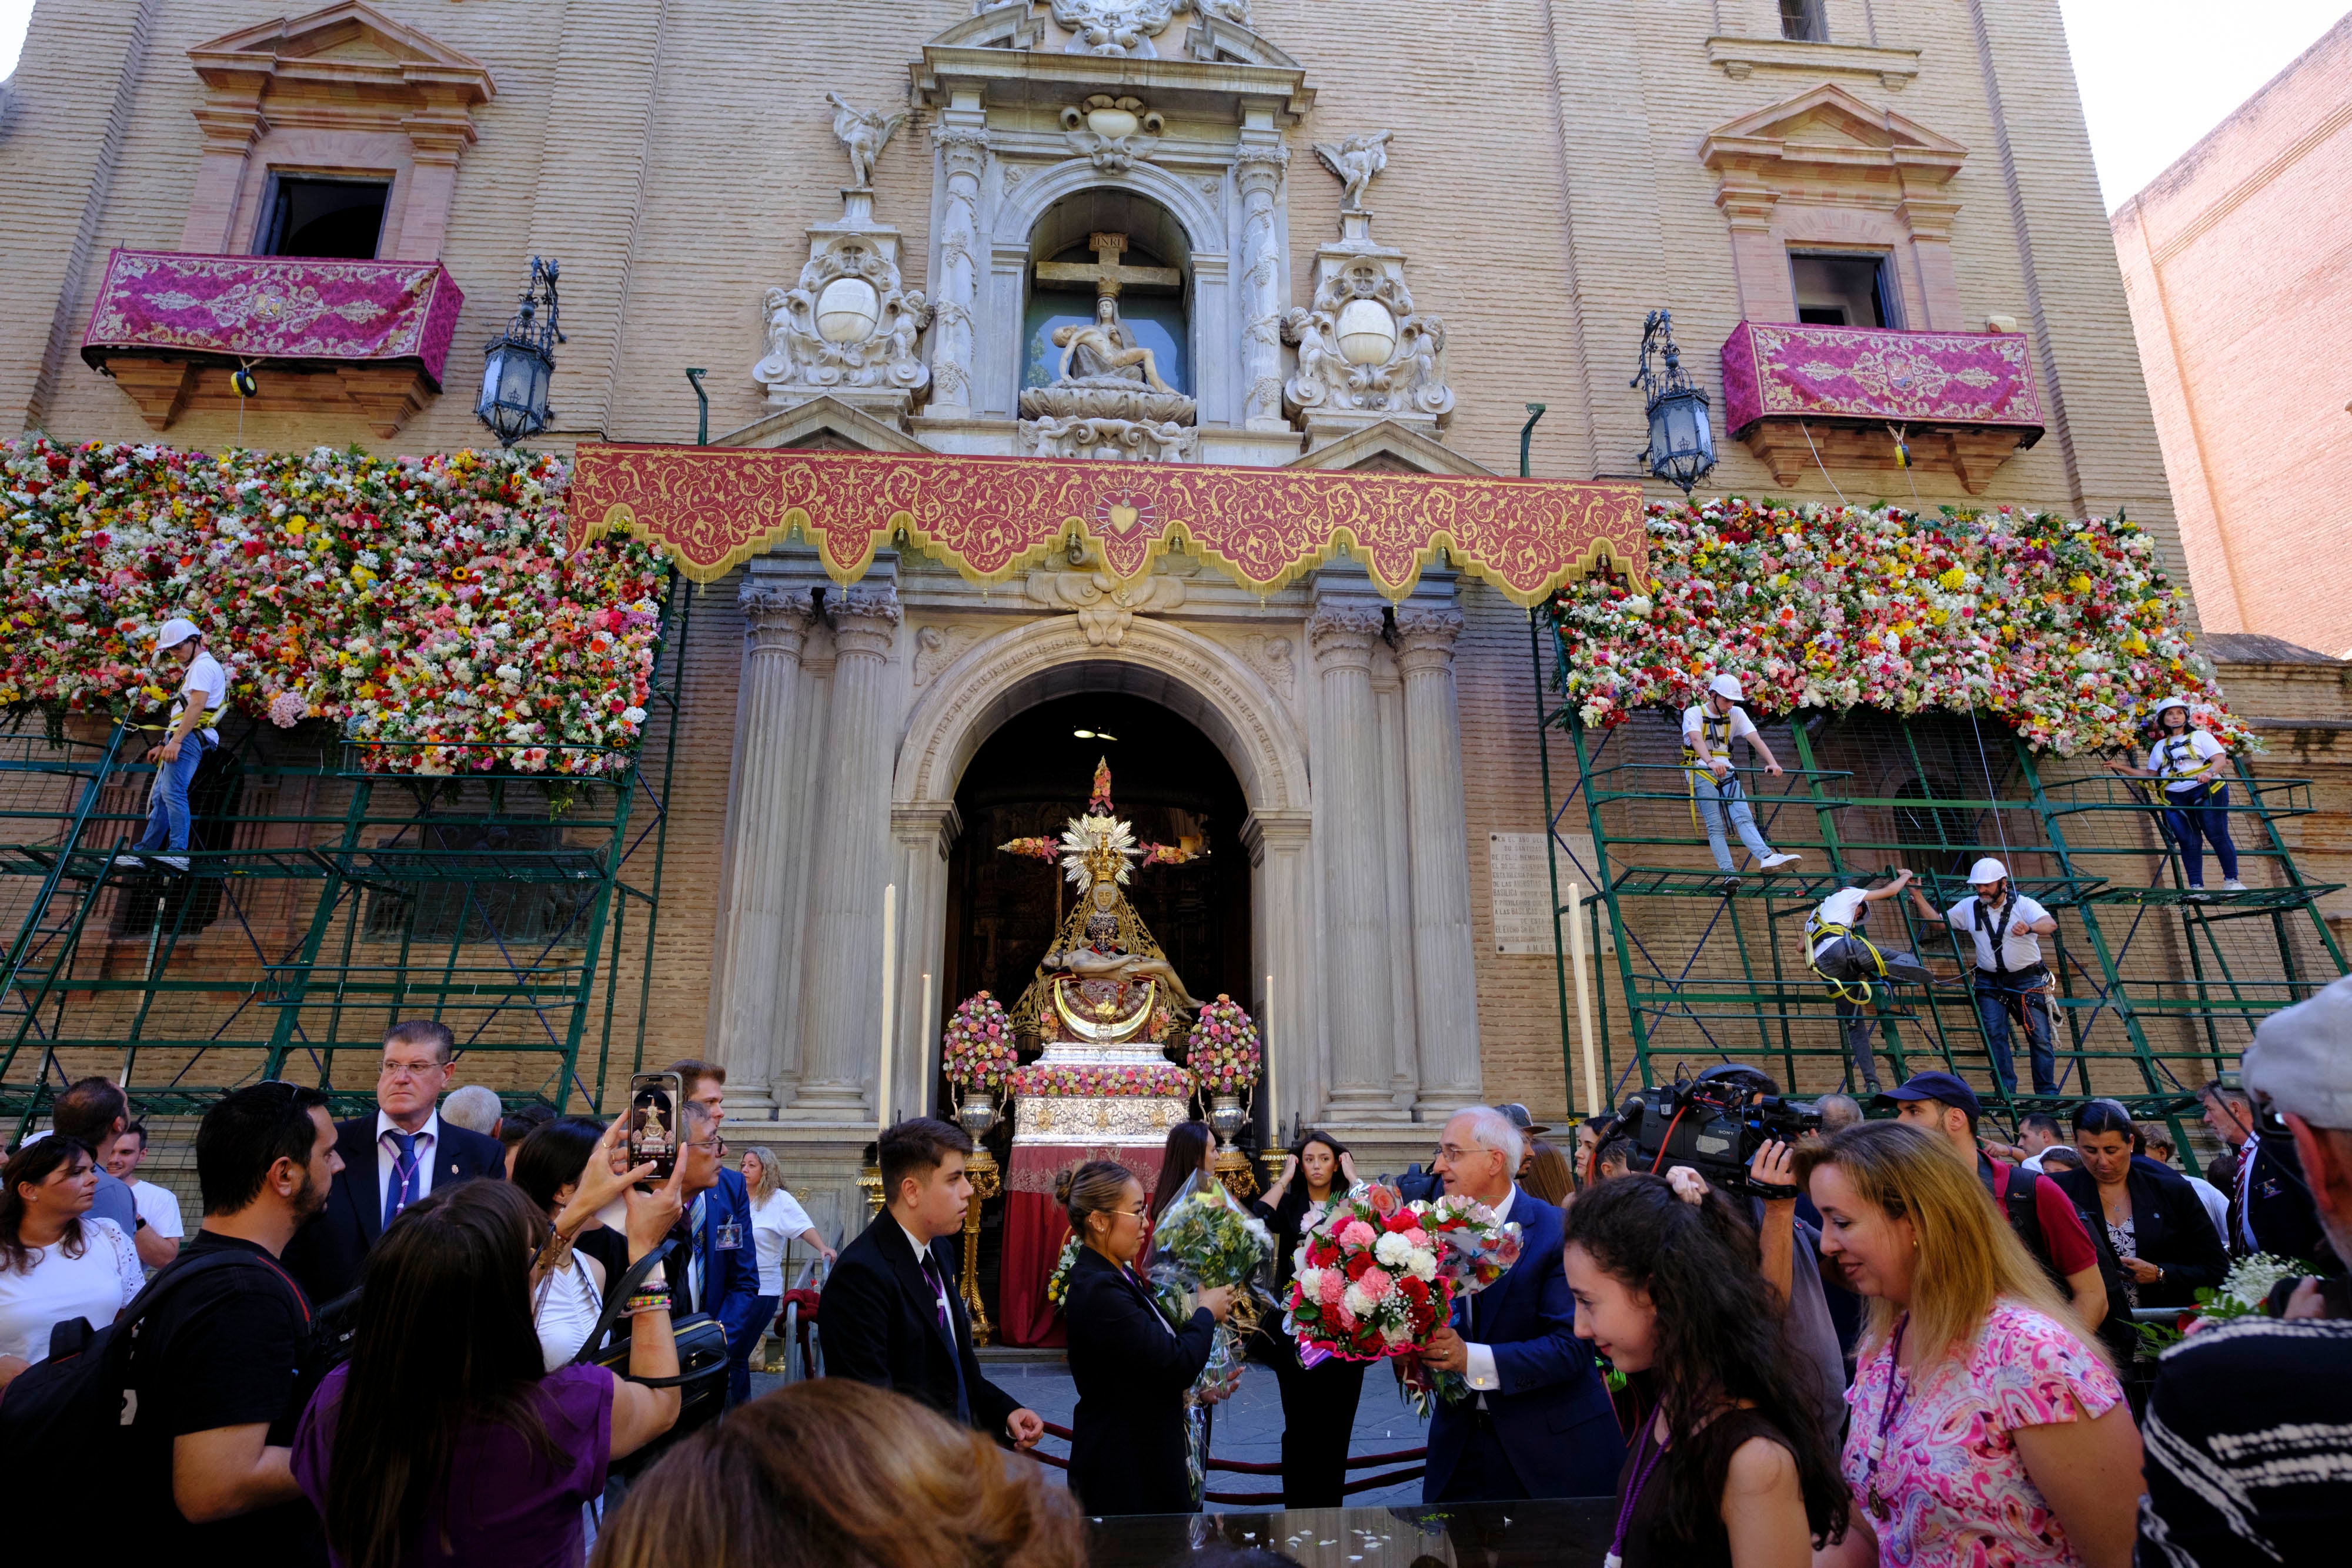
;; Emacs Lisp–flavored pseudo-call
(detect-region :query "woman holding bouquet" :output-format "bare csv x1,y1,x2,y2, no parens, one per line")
1251,1131,1370,1507
1563,1172,1849,1567
1058,1160,1238,1516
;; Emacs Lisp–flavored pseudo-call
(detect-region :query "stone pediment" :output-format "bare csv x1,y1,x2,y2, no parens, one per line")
924,1,1301,70
914,14,1312,123
1285,419,1494,477
1701,83,1965,182
714,394,930,453
189,2,496,106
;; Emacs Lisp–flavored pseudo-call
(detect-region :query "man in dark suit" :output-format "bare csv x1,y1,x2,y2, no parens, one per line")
1420,1105,1624,1503
821,1117,1044,1451
281,1019,506,1306
665,1058,767,1404
666,1096,763,1363
2200,1076,2327,1261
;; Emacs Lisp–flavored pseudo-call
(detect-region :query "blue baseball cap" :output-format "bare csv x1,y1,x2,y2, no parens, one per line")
1872,1071,1982,1122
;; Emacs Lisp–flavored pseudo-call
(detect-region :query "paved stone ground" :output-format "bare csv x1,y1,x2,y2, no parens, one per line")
746,1354,1433,1510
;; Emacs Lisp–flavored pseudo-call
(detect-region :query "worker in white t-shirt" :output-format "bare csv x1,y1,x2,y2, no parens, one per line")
1907,858,2062,1097
135,617,225,873
1805,868,1939,1095
1681,674,1801,892
2105,694,2244,898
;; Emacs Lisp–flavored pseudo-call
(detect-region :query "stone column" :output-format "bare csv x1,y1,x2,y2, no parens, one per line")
1243,809,1318,1138
709,584,813,1114
1307,604,1404,1122
1373,668,1419,1105
787,585,903,1119
1395,606,1483,1112
1234,143,1291,432
889,801,960,1122
928,123,990,417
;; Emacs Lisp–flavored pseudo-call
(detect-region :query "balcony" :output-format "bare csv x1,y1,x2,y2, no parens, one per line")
1719,320,2044,494
81,249,463,437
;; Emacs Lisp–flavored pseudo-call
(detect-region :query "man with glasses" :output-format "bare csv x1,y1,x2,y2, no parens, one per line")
282,1019,506,1307
666,1097,763,1404
663,1058,766,1405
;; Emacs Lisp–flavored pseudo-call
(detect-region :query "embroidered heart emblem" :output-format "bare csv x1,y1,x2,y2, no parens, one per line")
1108,503,1141,534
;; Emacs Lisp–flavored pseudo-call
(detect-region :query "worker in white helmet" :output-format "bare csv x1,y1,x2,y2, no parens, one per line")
135,616,225,873
2105,695,2244,897
1908,858,2062,1096
1804,868,1943,1096
1681,673,1801,894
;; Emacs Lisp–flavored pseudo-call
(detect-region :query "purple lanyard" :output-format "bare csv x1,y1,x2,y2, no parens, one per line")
1603,1420,1671,1568
1862,1316,1913,1519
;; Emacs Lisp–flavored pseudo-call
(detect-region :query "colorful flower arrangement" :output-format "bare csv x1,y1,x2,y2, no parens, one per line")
2135,1251,2316,1358
940,991,1018,1092
1552,498,2247,757
1147,1176,1271,1422
1286,1185,1522,1413
0,438,666,775
1003,1061,1196,1099
1045,1233,1081,1310
1185,994,1260,1094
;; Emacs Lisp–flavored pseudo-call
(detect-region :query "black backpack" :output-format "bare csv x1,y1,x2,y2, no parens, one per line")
0,1249,308,1502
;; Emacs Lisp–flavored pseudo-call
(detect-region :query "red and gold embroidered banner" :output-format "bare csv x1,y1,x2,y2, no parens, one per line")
568,444,1644,606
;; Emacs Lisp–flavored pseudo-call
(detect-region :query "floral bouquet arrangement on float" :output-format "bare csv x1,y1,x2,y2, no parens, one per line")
941,991,1018,1094
1284,1184,1524,1416
1185,995,1261,1095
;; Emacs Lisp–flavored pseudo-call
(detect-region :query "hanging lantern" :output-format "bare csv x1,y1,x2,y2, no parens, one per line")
476,256,564,447
1631,307,1716,495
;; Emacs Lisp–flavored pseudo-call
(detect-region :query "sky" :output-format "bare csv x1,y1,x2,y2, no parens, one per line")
0,1,2343,209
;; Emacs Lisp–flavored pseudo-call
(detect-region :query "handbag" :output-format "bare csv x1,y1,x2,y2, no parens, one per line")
573,1236,731,1471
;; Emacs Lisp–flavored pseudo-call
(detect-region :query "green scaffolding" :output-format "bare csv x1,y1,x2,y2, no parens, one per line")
1529,610,2346,1165
0,577,690,1138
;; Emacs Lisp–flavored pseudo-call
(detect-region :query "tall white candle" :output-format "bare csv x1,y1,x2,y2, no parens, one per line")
878,881,897,1135
1264,971,1277,1142
918,970,934,1114
1568,882,1600,1118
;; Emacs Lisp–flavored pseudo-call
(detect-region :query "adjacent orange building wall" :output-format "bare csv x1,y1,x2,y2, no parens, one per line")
2113,14,2352,657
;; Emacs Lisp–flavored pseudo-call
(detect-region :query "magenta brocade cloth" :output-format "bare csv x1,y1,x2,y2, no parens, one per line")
1718,320,2044,440
80,249,463,386
998,1142,1167,1349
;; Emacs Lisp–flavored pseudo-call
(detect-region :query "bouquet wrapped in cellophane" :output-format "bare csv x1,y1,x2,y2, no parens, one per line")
1282,1183,1523,1416
1144,1169,1273,1503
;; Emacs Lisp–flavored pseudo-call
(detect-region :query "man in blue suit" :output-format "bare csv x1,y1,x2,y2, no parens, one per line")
1419,1105,1625,1503
670,1058,766,1405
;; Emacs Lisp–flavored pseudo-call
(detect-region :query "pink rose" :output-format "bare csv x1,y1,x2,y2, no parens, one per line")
1339,1220,1377,1251
1366,1185,1400,1217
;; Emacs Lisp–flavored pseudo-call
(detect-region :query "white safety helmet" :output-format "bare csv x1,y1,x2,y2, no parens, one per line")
1708,673,1743,701
2152,694,2191,720
154,616,202,650
1969,857,2009,888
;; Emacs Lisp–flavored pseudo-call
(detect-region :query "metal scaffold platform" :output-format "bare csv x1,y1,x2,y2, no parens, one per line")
0,579,690,1141
1529,611,2347,1161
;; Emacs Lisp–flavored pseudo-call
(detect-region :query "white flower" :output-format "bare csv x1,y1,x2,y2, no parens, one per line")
1342,1285,1373,1319
1408,1249,1438,1282
1379,1319,1411,1346
1294,1267,1322,1301
1374,1231,1412,1268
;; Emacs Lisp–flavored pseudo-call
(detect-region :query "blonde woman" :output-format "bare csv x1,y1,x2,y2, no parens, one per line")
1798,1122,2141,1568
739,1148,833,1370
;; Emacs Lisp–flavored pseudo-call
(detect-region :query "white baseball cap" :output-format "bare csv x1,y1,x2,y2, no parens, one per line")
154,617,202,650
1708,674,1743,701
2244,972,2352,1130
1969,858,2008,886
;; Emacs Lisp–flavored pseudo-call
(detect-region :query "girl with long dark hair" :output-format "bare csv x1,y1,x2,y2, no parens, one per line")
1147,1121,1215,1228
0,1136,139,1372
293,1154,684,1568
1250,1130,1367,1508
1563,1172,1849,1568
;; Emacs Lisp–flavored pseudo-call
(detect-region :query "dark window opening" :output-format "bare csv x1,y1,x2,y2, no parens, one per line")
259,176,390,259
1780,0,1829,42
1792,252,1899,329
363,820,596,948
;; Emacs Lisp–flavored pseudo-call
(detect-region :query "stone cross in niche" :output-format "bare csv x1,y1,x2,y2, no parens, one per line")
1034,231,1181,299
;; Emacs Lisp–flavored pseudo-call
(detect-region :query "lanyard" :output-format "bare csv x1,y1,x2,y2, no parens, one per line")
1603,1419,1672,1568
1862,1317,1913,1520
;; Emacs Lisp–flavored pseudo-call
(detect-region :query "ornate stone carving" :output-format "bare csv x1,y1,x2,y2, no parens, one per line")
830,585,903,658
826,93,906,189
753,236,931,406
741,582,816,652
911,624,984,687
1021,414,1198,463
1237,632,1297,703
1060,95,1165,172
1282,259,1452,426
1391,604,1464,672
928,124,990,414
1312,130,1392,212
1307,603,1385,670
1025,563,1188,646
1047,0,1250,58
1235,143,1291,432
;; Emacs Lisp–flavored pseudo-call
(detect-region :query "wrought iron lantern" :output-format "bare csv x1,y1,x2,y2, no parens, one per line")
1631,308,1716,494
476,256,564,446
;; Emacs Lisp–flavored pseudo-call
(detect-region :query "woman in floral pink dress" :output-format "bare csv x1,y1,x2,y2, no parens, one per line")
1799,1122,2142,1568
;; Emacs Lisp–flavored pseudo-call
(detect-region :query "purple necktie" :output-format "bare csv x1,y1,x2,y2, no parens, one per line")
920,1250,949,1329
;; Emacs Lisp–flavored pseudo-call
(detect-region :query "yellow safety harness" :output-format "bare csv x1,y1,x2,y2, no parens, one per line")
1805,908,1889,1007
1684,708,1735,830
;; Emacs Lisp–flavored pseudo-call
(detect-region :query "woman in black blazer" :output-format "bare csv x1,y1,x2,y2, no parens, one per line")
1058,1159,1237,1516
2054,1101,2229,1366
1248,1130,1369,1508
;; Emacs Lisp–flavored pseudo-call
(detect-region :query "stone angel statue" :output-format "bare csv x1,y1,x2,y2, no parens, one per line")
1312,129,1394,211
826,92,907,188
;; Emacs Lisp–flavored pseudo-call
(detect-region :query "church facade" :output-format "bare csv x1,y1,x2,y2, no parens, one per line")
3,0,2207,1224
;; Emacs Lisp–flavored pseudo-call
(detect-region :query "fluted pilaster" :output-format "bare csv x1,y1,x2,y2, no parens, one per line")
1308,603,1404,1121
1395,606,1482,1111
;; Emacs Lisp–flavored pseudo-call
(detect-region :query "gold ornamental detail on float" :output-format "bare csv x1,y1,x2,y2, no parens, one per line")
1013,1092,1191,1146
1053,977,1157,1041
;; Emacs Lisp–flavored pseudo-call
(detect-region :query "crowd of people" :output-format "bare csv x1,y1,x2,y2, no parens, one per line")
2,967,2346,1564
